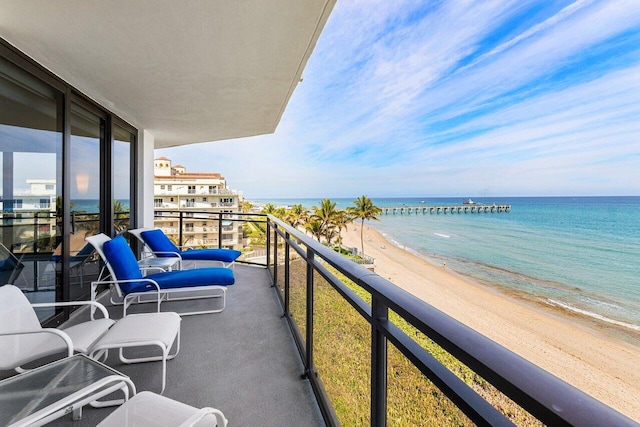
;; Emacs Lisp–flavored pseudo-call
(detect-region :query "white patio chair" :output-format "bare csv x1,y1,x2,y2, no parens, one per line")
97,391,228,427
0,284,181,394
128,228,240,269
86,234,234,316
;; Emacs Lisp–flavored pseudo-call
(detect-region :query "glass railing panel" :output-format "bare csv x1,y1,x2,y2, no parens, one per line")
386,341,473,426
389,310,541,426
288,250,307,343
274,231,285,292
312,269,371,425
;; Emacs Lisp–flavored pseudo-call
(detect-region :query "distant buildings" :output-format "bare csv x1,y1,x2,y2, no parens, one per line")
153,157,242,250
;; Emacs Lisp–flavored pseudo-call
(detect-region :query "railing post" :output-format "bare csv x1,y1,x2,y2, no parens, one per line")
284,231,290,315
266,218,271,268
273,223,278,287
305,249,315,377
33,213,38,253
178,211,184,246
371,295,388,426
217,212,223,248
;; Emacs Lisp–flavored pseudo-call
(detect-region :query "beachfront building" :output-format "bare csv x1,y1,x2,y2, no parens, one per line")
0,179,57,253
153,157,242,250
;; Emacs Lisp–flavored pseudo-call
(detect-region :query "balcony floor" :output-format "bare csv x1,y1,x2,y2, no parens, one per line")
49,263,324,426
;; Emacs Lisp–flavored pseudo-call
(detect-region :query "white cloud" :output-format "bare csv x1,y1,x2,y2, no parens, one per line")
158,0,640,198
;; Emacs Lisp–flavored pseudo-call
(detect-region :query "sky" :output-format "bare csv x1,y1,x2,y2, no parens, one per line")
157,0,640,199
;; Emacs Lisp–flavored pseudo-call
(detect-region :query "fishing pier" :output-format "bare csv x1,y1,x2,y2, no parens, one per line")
381,204,511,215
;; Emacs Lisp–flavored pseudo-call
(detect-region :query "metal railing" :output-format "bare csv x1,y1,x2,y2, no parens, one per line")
152,210,267,265
265,215,638,427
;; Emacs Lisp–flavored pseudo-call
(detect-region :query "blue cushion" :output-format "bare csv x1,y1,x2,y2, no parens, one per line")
103,236,143,295
179,248,241,263
141,229,180,257
146,267,235,291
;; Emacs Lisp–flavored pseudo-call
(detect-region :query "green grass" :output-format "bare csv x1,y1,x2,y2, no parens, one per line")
286,257,541,426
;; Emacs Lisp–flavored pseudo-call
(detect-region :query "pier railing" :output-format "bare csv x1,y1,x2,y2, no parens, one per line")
382,204,511,215
266,214,637,426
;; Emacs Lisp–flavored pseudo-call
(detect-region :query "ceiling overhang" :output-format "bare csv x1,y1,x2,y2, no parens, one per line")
0,0,335,148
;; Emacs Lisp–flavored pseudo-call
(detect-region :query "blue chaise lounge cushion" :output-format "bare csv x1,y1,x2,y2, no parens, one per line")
140,229,181,255
103,236,144,282
179,248,241,263
141,229,241,263
103,235,235,295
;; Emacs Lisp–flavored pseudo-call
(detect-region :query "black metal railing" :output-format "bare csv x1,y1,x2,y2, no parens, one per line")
152,210,267,265
265,215,638,427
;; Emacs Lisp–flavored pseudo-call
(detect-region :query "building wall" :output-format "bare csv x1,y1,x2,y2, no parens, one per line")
152,158,242,250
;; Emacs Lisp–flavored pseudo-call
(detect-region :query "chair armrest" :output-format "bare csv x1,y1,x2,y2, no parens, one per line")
0,328,74,358
31,300,110,319
150,251,182,259
179,407,228,427
91,278,161,292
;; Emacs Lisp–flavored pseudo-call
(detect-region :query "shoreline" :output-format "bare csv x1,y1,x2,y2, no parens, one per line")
340,222,640,421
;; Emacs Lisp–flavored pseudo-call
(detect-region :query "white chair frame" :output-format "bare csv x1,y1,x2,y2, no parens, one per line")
86,234,228,317
128,228,236,269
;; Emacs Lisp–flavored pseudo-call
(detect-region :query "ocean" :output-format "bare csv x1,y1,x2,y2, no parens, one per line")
253,196,640,333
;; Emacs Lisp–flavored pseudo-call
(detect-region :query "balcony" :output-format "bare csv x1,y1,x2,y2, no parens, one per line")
46,262,324,426
29,210,633,426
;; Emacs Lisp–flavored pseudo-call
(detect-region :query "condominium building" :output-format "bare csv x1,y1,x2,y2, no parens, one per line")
153,157,242,250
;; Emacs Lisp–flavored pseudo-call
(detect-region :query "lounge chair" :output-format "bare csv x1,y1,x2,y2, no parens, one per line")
0,243,24,285
47,232,96,289
97,391,228,427
86,234,235,316
128,228,241,269
0,284,181,393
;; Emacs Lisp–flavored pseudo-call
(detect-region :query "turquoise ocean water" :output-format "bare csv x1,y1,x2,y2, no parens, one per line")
253,197,640,332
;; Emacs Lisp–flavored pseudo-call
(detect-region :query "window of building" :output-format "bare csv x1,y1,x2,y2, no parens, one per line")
154,198,163,207
0,54,63,313
167,185,172,191
188,185,196,194
114,124,133,232
185,223,194,231
160,184,165,190
40,198,50,209
202,197,207,202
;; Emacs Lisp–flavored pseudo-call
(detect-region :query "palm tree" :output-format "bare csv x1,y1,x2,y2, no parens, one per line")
113,199,130,232
285,204,309,229
304,218,324,242
332,209,351,246
239,200,253,213
347,195,382,256
262,203,277,215
311,198,342,245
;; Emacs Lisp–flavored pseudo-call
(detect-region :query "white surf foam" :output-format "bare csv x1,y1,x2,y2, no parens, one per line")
546,299,640,332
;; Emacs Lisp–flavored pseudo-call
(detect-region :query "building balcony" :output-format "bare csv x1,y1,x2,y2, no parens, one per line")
46,262,324,426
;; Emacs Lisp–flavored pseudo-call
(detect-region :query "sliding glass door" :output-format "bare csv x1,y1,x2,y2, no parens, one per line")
0,55,63,310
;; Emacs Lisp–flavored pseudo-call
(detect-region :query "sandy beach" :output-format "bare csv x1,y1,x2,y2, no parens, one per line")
341,222,640,421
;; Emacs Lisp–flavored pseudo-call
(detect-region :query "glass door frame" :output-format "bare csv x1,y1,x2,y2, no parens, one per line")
0,39,139,326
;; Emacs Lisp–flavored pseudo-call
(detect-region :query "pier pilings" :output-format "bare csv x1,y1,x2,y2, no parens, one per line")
381,204,511,215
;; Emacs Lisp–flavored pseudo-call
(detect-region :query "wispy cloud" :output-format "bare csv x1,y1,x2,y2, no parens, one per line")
158,0,640,197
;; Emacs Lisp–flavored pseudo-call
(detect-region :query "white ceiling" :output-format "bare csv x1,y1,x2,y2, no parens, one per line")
0,0,335,148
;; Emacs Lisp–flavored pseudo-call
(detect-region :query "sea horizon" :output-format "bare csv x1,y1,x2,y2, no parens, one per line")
251,196,640,338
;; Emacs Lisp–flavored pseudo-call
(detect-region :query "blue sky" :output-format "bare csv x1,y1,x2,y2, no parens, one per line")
158,0,640,199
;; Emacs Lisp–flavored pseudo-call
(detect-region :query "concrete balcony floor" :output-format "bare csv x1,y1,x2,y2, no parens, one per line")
49,263,324,426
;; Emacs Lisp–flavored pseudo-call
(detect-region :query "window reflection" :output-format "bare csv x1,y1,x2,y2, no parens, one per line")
69,104,103,301
0,56,62,312
114,125,133,232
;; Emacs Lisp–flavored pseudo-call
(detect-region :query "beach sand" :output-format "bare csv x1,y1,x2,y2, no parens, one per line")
340,222,640,421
